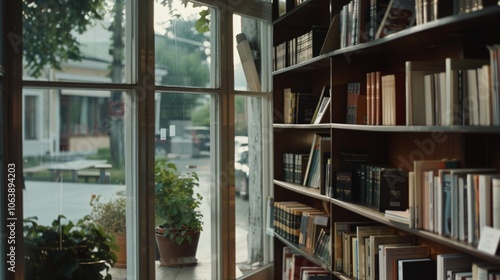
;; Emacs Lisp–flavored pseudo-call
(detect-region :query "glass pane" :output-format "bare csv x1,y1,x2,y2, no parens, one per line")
154,91,215,279
22,88,132,279
22,1,130,83
234,14,270,92
154,1,215,88
235,95,272,277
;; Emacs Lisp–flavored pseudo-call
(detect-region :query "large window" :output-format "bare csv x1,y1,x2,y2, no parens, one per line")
9,0,273,279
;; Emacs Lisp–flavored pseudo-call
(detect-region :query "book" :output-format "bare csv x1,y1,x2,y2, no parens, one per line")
436,254,475,280
494,178,500,229
335,170,353,201
375,0,416,39
413,159,459,230
333,221,375,272
290,254,316,280
380,245,429,280
384,209,411,225
311,85,331,124
478,174,500,233
472,262,500,280
369,234,415,280
369,0,392,41
356,225,396,280
449,169,495,239
405,61,446,125
397,258,436,280
444,58,489,126
377,168,409,212
381,73,406,125
343,231,358,276
488,45,500,125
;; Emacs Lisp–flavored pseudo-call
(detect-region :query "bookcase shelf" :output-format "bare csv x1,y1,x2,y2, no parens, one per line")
330,123,500,133
272,1,500,279
275,233,331,270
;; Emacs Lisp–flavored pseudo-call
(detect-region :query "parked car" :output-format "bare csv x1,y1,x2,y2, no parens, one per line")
235,145,249,200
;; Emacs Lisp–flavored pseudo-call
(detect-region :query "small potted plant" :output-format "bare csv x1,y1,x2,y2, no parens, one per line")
154,159,203,267
89,191,127,268
24,215,118,279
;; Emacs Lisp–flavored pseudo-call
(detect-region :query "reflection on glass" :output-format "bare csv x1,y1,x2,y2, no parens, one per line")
154,91,213,278
22,88,129,278
154,0,214,88
22,1,129,82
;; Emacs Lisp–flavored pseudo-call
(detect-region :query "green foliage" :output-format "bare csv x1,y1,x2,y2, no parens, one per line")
155,159,203,245
89,191,126,234
24,215,118,280
22,0,105,77
191,102,211,126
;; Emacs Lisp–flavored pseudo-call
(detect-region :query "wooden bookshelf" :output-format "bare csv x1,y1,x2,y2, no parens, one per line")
272,1,500,279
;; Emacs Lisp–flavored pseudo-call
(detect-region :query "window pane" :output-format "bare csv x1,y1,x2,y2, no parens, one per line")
234,14,271,92
23,88,132,279
154,1,215,88
22,1,130,83
24,95,38,140
154,91,215,278
235,95,272,277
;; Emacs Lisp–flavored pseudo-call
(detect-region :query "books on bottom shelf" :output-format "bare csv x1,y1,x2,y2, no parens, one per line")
369,234,415,280
282,246,330,280
378,244,429,280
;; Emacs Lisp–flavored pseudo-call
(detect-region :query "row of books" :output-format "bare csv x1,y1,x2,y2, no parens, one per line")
407,53,500,126
273,201,329,250
282,247,330,280
405,159,500,244
283,86,330,124
346,82,368,124
303,134,330,189
454,0,499,15
339,0,416,48
273,26,327,71
366,71,406,126
330,221,500,280
339,1,497,49
283,153,309,184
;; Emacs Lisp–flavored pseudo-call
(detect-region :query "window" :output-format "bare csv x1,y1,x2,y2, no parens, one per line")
10,0,273,279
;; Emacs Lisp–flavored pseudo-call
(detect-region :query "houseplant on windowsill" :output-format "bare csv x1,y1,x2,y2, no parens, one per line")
89,191,127,268
24,215,118,280
155,159,203,267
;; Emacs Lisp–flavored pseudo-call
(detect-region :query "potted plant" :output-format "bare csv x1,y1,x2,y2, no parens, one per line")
24,215,118,280
89,191,127,268
154,159,203,267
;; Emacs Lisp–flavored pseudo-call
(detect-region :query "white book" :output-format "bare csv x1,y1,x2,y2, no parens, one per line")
493,178,500,229
356,225,396,280
449,169,495,239
406,61,445,125
378,244,410,280
424,73,436,125
444,58,489,126
478,174,500,232
381,245,429,280
477,64,492,126
436,254,475,280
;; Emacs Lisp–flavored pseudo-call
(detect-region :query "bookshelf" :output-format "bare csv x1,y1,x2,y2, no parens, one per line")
272,0,500,279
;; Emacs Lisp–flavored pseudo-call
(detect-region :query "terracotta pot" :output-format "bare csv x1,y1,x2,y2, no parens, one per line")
155,232,200,267
114,233,127,268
